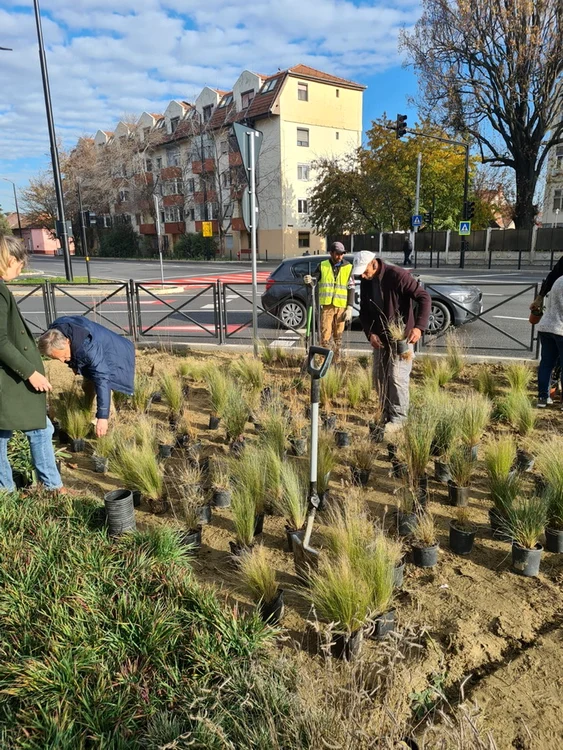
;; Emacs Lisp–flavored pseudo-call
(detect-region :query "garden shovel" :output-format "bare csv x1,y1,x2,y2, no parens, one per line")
293,345,333,581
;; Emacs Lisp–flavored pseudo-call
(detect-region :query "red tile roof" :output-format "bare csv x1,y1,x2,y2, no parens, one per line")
288,64,366,90
150,113,164,119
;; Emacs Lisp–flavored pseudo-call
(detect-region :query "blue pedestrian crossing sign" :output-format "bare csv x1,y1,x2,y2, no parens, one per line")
411,214,423,227
459,221,471,235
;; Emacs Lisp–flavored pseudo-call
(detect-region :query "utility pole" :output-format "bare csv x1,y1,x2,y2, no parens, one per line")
460,145,470,269
33,0,73,281
1,178,22,235
76,181,91,284
413,152,422,267
154,193,164,285
249,129,259,357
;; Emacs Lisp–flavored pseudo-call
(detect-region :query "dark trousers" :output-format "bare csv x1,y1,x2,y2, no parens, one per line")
403,250,412,265
538,332,563,398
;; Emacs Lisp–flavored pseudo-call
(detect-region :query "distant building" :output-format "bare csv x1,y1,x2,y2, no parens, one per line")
475,187,515,229
6,212,75,256
89,65,365,259
541,144,563,227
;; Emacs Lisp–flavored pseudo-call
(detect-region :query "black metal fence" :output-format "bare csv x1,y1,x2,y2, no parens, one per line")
11,278,540,359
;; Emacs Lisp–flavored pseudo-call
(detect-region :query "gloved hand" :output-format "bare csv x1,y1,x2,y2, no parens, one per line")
344,306,353,323
303,274,313,285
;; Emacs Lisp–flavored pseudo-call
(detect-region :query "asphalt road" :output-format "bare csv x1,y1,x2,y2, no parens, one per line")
17,256,548,358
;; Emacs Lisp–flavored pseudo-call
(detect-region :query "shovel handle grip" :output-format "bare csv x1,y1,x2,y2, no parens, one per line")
307,346,333,379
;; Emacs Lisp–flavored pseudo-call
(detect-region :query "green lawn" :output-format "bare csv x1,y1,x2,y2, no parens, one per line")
13,276,109,284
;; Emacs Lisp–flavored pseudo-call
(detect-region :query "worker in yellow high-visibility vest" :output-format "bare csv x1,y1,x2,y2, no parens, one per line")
304,242,355,363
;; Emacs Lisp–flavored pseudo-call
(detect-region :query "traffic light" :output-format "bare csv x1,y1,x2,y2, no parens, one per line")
396,114,408,139
83,210,97,228
464,201,475,220
423,212,434,225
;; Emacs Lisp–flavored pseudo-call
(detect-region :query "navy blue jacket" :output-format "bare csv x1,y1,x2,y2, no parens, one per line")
49,316,135,419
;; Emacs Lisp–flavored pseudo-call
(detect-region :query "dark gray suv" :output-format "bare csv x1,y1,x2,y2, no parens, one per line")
261,255,482,334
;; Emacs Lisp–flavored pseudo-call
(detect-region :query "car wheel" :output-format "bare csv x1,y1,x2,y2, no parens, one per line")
426,300,451,334
278,299,307,329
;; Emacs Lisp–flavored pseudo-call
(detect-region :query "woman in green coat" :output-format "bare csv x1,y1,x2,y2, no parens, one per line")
0,234,62,490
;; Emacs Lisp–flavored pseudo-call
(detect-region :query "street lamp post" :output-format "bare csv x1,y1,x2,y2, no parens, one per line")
32,0,73,281
1,178,22,235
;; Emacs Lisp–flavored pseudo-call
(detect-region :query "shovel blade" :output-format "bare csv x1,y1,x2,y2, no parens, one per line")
293,535,320,582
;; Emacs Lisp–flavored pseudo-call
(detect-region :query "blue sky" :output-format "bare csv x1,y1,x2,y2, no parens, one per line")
0,0,421,215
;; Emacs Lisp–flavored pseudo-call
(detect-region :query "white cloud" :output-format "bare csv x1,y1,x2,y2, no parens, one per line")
0,0,419,211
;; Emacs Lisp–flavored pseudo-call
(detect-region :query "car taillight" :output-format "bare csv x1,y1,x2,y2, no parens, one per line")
265,277,275,291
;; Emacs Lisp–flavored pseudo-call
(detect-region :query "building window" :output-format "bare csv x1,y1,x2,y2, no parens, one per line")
241,90,255,108
298,199,309,214
336,132,340,140
298,82,308,101
135,213,141,225
218,94,233,108
221,170,231,188
163,179,183,196
297,164,310,181
164,206,184,223
145,158,153,173
553,189,562,211
189,208,195,221
167,148,180,167
297,128,309,147
170,117,179,133
260,78,277,94
156,157,162,169
336,89,340,98
118,190,130,203
556,146,563,169
186,178,195,193
203,105,213,122
221,140,229,155
298,232,310,248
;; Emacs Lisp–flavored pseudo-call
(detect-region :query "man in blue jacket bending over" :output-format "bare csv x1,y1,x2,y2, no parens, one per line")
38,317,135,437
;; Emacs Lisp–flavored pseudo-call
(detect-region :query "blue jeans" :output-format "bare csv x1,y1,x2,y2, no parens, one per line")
0,417,62,490
538,332,563,399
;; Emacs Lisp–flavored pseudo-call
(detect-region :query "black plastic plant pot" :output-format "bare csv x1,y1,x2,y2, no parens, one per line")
91,456,108,474
335,430,350,448
387,443,398,461
466,444,479,461
545,527,563,553
434,459,452,484
229,540,254,557
515,449,535,473
258,589,285,625
448,482,469,507
393,558,405,588
401,739,420,750
396,339,409,356
330,628,363,661
370,609,396,640
132,490,141,508
104,489,136,536
254,512,265,537
449,521,477,556
196,504,212,525
56,459,62,474
512,542,542,577
176,434,190,449
150,390,162,404
412,543,439,568
391,460,408,479
261,386,273,404
397,511,417,537
229,438,246,457
417,475,429,506
208,415,220,430
488,507,511,540
351,467,371,487
52,419,60,439
12,470,31,490
285,526,305,553
254,422,264,434
178,526,202,553
212,489,231,508
322,413,337,430
290,438,307,456
158,443,173,459
369,423,385,443
58,429,70,445
182,384,190,398
70,438,85,454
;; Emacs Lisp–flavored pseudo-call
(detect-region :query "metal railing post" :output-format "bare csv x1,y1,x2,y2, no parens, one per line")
42,281,52,327
217,280,225,345
127,279,138,341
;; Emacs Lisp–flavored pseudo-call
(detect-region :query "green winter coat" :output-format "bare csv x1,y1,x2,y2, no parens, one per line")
0,280,47,431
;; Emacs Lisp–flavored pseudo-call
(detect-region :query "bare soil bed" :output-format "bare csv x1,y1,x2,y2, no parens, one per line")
45,348,563,749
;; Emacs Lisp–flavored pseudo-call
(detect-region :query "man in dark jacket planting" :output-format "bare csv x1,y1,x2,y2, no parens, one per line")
355,252,431,430
38,317,135,437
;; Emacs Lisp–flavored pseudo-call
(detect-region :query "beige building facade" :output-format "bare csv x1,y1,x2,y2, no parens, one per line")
92,65,365,259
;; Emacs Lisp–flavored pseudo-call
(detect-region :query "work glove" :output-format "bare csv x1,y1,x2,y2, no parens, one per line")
344,306,353,323
303,274,313,285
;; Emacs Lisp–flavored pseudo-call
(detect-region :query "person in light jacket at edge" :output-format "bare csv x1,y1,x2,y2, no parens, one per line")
38,317,135,437
536,276,563,408
304,241,355,363
0,234,63,492
355,251,431,433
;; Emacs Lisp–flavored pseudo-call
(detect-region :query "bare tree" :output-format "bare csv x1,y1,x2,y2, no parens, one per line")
401,0,563,228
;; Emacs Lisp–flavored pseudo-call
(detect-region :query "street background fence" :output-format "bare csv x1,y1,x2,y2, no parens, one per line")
12,277,541,359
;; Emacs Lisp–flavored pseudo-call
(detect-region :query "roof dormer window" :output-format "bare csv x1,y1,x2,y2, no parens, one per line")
241,90,255,108
219,94,234,108
260,79,277,94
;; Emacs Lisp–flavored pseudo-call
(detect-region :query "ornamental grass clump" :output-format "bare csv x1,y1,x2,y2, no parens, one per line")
111,441,164,506
448,446,475,488
503,495,548,549
474,366,498,401
205,369,230,418
320,367,345,409
132,373,153,413
323,492,374,568
421,357,454,389
275,462,307,532
230,356,265,393
222,386,249,442
505,362,533,394
346,366,372,410
387,315,407,343
431,397,461,459
308,555,372,635
534,436,563,492
230,446,267,515
231,485,258,550
239,544,278,604
498,392,536,436
358,530,400,616
350,439,374,472
545,485,563,530
412,510,438,548
317,435,337,496
445,329,467,378
65,405,92,441
484,435,517,482
259,401,291,458
403,404,439,483
160,371,184,419
459,392,492,448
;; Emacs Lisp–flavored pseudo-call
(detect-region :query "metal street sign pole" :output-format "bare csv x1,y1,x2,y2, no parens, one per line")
249,130,259,357
77,181,91,284
33,0,73,281
154,193,164,285
413,152,422,267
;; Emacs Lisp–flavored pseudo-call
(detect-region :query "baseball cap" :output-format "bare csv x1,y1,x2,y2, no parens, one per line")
352,251,376,276
329,241,346,254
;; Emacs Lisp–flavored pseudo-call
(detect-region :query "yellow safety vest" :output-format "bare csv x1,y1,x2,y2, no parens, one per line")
318,260,353,308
